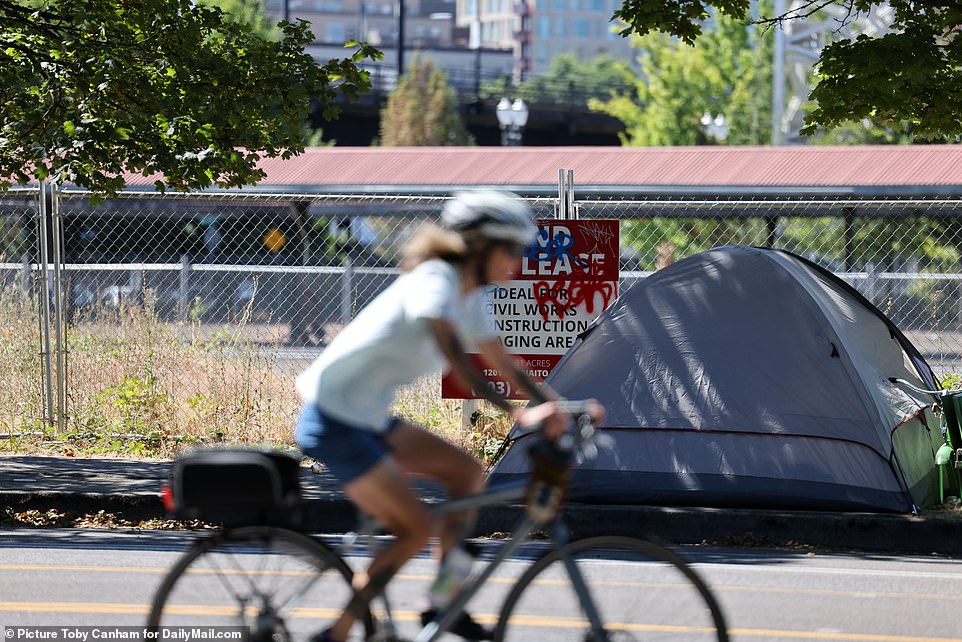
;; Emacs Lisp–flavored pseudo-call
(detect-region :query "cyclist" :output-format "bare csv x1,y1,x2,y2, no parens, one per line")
295,190,599,642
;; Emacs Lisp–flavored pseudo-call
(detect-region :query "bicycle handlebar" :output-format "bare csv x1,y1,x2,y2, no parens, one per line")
518,399,609,463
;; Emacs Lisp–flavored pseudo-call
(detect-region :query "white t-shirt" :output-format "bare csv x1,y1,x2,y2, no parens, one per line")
295,259,498,432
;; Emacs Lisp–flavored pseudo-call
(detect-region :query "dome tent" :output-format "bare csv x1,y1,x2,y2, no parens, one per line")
489,246,943,512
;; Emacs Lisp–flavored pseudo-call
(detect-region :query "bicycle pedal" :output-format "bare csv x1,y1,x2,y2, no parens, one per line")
420,609,493,641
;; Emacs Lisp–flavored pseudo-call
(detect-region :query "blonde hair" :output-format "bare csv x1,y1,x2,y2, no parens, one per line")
400,223,468,271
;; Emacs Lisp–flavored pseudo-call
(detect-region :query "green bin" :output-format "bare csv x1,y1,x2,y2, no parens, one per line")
936,391,962,502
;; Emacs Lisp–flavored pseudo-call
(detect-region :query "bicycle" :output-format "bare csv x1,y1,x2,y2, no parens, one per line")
147,402,730,642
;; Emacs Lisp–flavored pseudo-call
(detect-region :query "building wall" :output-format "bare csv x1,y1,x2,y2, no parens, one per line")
269,0,635,78
455,0,634,74
527,0,633,71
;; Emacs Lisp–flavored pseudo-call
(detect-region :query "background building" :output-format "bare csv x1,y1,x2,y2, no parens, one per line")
266,0,636,81
455,0,635,75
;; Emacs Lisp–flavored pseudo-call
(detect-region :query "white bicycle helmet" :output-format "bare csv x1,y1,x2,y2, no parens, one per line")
441,190,537,245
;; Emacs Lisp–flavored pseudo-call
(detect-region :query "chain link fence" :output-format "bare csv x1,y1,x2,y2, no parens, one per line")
4,185,962,450
579,196,962,372
0,188,43,438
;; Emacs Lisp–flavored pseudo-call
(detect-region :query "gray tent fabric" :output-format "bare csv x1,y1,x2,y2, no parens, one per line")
488,246,943,512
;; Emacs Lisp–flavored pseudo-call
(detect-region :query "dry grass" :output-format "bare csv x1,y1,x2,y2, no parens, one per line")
0,291,46,435
0,288,515,464
0,295,300,457
393,375,516,462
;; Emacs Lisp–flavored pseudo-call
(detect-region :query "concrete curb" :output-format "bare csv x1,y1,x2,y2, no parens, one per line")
4,489,962,556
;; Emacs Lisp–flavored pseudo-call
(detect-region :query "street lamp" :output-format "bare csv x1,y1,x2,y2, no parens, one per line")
396,0,405,76
496,98,528,146
700,112,729,143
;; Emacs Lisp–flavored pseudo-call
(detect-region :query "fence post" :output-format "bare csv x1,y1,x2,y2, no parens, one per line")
766,216,779,248
567,169,577,220
50,182,68,434
557,168,576,219
844,207,856,271
179,254,191,322
556,169,565,218
129,267,142,306
865,262,879,306
19,253,30,296
289,200,312,345
36,180,55,430
341,252,354,325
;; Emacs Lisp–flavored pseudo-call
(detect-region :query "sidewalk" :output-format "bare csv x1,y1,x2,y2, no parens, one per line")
3,455,962,556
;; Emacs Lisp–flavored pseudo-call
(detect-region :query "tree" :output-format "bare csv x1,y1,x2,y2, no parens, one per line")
589,11,775,269
802,6,962,139
0,0,379,196
379,55,474,146
199,0,281,39
612,0,962,139
592,10,772,146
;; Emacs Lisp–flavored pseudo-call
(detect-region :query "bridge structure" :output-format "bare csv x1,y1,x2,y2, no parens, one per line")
314,61,627,146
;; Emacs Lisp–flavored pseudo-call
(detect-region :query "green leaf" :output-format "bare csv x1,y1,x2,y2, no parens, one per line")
0,0,380,196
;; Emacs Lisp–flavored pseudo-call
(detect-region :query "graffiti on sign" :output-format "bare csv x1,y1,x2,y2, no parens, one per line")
442,219,619,400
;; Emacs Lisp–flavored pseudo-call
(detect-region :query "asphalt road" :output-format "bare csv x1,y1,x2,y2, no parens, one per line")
2,528,962,642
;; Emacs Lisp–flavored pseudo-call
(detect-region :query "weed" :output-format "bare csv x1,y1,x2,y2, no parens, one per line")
1,286,516,464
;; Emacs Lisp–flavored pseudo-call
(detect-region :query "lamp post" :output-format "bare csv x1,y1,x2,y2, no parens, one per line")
396,0,405,76
496,98,528,146
470,19,482,100
700,112,729,143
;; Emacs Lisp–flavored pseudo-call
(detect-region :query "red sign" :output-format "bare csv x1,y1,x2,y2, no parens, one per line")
442,220,619,399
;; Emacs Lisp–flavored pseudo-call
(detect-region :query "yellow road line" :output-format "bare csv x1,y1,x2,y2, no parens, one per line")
2,603,962,641
0,602,148,615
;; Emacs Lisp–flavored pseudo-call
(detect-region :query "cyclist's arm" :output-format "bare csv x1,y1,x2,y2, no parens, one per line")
429,319,570,436
475,336,559,405
429,318,522,418
478,336,606,431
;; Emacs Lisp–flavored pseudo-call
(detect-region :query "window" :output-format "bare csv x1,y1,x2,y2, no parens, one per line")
534,42,548,63
573,19,589,37
535,16,551,37
553,16,567,36
552,0,567,10
325,23,346,42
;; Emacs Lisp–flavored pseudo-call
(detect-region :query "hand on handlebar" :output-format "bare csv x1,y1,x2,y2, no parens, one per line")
515,399,606,440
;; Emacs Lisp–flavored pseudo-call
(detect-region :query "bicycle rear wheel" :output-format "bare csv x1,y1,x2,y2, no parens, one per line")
494,536,728,642
147,526,374,641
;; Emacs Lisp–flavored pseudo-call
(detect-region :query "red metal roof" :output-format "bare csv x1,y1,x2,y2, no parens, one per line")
124,146,962,192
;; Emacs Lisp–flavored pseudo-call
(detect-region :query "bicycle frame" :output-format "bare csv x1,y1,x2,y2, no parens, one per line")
339,478,608,642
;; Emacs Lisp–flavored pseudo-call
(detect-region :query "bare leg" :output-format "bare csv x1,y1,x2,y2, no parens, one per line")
385,421,485,555
327,456,432,642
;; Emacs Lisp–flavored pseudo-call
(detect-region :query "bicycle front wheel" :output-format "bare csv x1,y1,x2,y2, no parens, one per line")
147,526,374,641
494,536,728,642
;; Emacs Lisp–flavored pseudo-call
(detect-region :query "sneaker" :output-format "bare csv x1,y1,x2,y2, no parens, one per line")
308,629,337,642
420,608,493,641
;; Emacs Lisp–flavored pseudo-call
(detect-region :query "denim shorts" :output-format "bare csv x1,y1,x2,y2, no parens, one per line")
295,404,401,484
